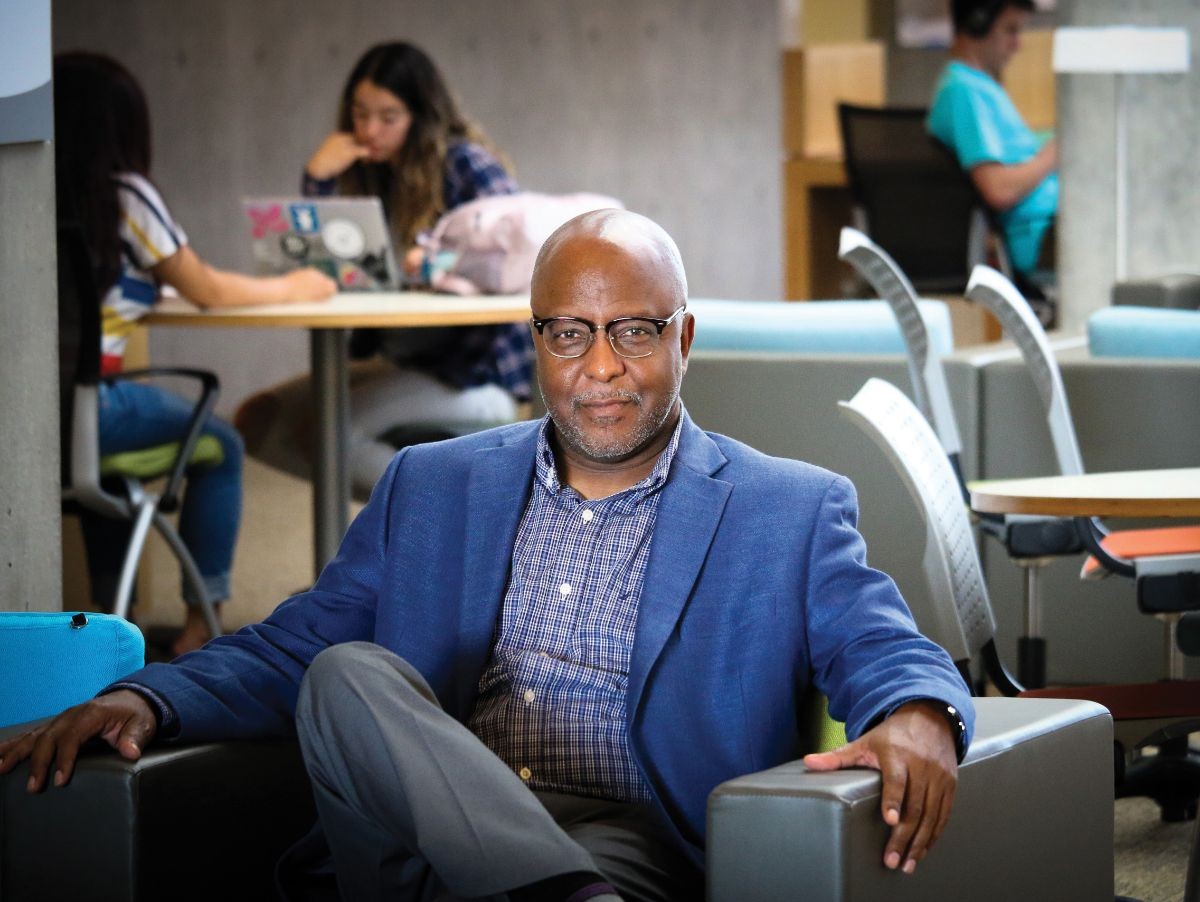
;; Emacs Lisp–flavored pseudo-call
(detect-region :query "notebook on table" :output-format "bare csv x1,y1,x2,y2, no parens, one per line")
242,196,400,291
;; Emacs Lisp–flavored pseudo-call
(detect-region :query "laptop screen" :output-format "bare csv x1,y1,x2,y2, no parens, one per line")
242,196,401,291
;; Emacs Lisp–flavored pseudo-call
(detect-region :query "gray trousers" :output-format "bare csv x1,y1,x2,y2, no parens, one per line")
295,642,702,901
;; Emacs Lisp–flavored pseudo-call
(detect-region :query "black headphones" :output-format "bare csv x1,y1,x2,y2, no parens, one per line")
955,0,1007,39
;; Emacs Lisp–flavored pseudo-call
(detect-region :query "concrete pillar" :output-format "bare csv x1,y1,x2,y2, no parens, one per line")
0,141,61,611
1057,0,1200,330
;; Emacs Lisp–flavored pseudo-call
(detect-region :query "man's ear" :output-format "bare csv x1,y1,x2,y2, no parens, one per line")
678,312,696,373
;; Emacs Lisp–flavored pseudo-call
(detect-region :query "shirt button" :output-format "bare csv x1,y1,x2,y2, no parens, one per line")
519,767,532,781
523,689,536,703
581,509,594,522
559,582,572,597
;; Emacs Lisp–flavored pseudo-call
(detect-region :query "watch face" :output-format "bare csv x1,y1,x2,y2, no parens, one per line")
322,218,366,259
280,233,310,261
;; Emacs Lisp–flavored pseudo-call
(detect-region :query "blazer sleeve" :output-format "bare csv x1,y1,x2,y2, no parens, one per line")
115,450,411,741
801,475,975,748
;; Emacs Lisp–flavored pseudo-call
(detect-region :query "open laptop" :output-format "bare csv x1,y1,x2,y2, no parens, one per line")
242,196,401,291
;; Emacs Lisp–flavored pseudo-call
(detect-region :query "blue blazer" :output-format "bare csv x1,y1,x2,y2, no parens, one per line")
133,414,973,861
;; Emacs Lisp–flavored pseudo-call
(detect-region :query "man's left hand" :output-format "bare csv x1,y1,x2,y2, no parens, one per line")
802,700,958,875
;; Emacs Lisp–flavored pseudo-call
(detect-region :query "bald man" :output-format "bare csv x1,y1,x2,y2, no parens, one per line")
1,211,973,901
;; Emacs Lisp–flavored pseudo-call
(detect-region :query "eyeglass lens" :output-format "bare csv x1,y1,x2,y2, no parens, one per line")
543,318,662,358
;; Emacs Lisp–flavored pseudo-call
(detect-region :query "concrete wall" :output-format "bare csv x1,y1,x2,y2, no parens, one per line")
53,0,782,416
0,142,61,611
1057,0,1200,330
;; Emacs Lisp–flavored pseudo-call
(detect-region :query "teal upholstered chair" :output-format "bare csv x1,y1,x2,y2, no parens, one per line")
58,223,222,637
686,297,953,357
0,611,144,728
1088,305,1200,361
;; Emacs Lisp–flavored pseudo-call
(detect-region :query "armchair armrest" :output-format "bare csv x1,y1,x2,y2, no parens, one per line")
707,697,1114,901
0,721,313,902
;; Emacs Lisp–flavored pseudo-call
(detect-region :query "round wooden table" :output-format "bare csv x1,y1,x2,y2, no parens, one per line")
970,468,1200,519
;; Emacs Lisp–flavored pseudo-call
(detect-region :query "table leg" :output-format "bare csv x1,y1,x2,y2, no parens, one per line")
310,328,350,578
1017,562,1047,689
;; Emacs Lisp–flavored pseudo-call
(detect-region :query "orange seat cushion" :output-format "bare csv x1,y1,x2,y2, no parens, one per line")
1081,525,1200,579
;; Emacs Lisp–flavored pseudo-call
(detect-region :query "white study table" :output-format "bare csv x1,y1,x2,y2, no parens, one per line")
970,468,1200,520
144,292,532,577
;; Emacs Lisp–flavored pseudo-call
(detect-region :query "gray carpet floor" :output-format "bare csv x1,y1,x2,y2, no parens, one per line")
1115,797,1196,902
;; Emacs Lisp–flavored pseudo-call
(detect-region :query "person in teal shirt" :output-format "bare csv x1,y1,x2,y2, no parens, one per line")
927,0,1057,280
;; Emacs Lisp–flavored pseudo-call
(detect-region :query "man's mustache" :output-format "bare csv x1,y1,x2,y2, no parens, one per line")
571,389,642,410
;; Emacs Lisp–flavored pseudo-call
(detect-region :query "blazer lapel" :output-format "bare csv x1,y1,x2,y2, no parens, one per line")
627,415,731,719
457,426,539,690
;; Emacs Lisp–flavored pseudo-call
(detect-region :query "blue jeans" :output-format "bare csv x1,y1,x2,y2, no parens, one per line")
98,380,243,604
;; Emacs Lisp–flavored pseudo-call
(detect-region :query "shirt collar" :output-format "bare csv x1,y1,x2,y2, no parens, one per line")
534,405,686,499
948,59,1000,86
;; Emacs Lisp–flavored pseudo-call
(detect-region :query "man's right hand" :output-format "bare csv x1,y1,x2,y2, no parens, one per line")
0,690,158,792
304,131,371,181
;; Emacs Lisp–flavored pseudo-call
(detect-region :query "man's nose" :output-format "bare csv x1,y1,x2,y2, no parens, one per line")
583,334,626,382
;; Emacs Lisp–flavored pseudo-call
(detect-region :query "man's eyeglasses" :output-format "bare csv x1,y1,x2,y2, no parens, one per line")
531,305,687,359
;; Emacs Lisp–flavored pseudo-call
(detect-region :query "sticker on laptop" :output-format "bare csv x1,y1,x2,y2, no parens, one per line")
289,203,320,234
246,203,288,238
322,218,366,259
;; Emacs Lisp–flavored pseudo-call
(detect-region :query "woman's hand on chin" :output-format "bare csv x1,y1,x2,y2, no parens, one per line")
305,132,371,181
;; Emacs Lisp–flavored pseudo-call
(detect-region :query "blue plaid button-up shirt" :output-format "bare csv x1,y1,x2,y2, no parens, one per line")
467,413,685,802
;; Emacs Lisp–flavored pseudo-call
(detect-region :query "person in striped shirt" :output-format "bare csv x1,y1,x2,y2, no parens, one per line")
54,52,337,656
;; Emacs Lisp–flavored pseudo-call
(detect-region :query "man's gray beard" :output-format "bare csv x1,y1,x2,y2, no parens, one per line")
552,389,675,462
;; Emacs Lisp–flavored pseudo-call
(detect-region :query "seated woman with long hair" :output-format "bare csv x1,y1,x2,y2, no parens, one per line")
238,41,533,498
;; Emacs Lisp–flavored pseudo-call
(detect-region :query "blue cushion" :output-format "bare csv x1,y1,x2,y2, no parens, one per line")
688,299,954,356
0,612,145,728
1088,306,1200,360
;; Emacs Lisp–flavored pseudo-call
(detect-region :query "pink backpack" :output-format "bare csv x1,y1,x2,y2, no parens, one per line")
424,192,624,295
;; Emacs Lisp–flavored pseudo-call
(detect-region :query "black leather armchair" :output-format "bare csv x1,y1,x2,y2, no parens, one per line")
0,733,314,901
1,697,1114,901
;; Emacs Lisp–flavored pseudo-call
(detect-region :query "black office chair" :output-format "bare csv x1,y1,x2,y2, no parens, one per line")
838,103,1058,320
837,103,1005,295
58,222,222,638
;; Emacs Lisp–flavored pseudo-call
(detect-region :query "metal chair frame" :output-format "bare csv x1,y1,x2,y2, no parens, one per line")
58,223,222,638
